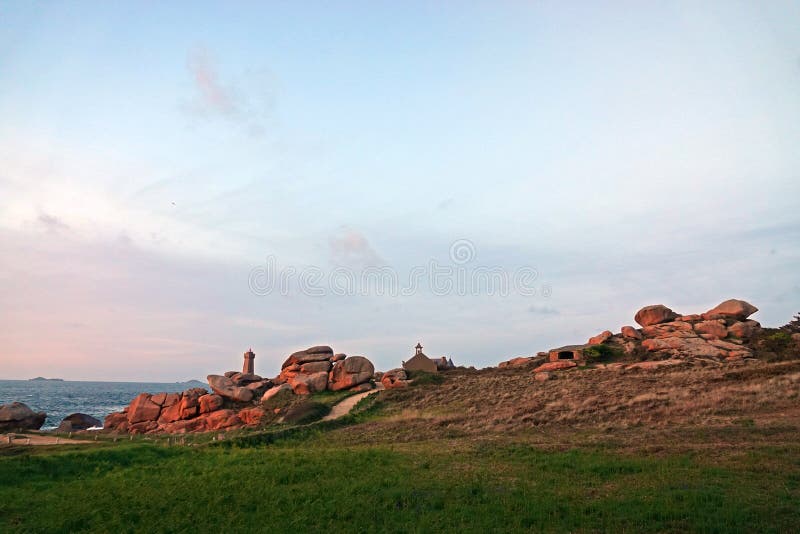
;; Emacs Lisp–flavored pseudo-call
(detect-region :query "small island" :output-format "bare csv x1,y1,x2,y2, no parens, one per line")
28,377,64,382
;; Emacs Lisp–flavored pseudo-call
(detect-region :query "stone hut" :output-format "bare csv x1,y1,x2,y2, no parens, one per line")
548,345,586,362
433,356,455,371
402,343,438,373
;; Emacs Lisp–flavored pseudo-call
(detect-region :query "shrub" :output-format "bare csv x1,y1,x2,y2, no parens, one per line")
781,312,800,334
762,331,792,352
751,329,798,361
583,344,623,363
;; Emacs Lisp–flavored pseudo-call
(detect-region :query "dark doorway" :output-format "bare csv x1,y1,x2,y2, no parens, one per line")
557,351,574,360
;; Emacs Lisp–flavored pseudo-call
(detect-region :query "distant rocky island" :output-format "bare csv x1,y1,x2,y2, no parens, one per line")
28,377,64,382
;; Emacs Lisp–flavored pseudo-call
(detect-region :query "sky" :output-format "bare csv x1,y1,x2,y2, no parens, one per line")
1,1,799,381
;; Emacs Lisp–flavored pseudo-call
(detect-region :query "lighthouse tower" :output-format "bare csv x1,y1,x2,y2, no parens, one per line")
243,348,255,375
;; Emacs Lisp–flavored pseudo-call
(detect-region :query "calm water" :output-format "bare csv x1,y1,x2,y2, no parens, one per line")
0,380,208,430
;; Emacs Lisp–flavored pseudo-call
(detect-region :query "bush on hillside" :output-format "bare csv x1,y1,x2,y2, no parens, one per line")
583,344,623,363
751,328,799,362
781,312,800,334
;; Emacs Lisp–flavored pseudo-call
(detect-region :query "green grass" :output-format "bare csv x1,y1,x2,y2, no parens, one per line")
1,434,798,533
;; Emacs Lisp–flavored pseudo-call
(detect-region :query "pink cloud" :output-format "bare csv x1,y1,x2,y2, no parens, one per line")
188,48,237,116
329,227,385,267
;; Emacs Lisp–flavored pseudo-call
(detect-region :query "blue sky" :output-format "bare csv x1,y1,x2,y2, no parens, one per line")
1,1,799,380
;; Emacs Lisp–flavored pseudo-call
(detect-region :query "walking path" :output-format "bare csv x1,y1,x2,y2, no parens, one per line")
322,384,383,421
2,433,98,447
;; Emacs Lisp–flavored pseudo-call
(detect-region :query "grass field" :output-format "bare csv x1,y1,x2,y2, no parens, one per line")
3,359,800,532
2,426,799,532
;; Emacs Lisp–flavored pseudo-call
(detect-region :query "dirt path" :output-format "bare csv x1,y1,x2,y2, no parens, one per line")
322,385,383,421
1,433,99,447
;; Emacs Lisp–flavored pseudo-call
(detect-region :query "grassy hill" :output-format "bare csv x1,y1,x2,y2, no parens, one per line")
2,358,800,532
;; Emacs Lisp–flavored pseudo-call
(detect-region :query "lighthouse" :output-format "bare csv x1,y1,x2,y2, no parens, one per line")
243,348,255,375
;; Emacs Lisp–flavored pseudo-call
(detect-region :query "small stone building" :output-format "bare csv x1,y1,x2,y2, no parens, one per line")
433,356,455,371
402,343,438,373
548,345,586,362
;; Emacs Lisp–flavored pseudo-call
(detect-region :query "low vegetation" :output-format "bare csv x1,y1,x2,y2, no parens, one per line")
2,428,799,532
406,370,446,386
582,343,624,363
3,344,800,532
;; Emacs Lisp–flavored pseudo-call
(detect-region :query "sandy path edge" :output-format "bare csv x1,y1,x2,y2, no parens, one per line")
322,385,383,421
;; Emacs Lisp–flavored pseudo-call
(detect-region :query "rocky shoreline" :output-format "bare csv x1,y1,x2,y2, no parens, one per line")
101,345,376,434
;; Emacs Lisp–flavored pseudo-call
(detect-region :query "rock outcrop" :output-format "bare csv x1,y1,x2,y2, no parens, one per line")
381,368,410,389
0,402,46,431
602,299,760,362
103,386,256,435
276,347,375,394
528,299,762,378
103,345,377,434
57,413,101,432
630,300,759,361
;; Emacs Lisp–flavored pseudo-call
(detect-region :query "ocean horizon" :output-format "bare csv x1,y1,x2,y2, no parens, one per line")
0,379,208,430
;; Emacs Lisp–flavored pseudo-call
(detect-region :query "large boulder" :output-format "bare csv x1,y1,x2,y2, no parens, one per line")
587,330,613,345
328,356,375,391
641,321,696,339
728,320,760,340
693,319,728,340
244,379,273,398
621,326,642,340
299,361,332,374
103,412,128,432
381,368,409,389
238,407,266,426
289,372,329,395
228,373,263,386
207,375,254,403
158,398,184,424
56,413,101,432
151,392,181,408
201,409,241,431
703,299,758,321
198,394,224,414
634,305,679,327
0,402,46,431
127,393,162,424
281,346,334,368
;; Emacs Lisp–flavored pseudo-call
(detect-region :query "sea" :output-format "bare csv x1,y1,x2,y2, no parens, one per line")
0,380,208,430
